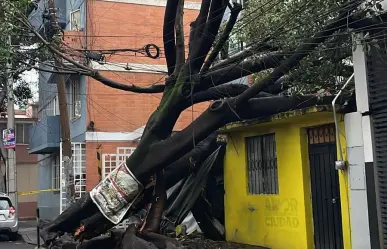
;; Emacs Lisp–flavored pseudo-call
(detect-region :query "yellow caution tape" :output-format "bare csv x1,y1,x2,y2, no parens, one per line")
18,189,60,196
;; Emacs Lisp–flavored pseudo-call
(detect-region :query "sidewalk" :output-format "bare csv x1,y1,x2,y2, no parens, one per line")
18,221,43,246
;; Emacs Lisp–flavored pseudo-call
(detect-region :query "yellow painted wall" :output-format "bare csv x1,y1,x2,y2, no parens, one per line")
223,112,350,249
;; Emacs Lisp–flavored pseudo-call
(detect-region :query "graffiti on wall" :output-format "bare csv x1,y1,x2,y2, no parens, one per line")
264,198,300,229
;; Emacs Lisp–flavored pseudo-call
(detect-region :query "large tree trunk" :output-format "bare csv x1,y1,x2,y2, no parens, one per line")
36,0,367,248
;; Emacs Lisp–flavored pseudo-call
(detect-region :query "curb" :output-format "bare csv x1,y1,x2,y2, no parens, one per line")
18,229,42,246
19,217,37,221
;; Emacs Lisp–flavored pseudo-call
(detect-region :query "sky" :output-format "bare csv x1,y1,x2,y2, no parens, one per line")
18,69,39,110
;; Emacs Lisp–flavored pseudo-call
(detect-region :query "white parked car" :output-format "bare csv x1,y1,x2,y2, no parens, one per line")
0,193,18,240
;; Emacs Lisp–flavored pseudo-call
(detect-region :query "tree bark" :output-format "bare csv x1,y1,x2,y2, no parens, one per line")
0,88,7,193
201,3,242,74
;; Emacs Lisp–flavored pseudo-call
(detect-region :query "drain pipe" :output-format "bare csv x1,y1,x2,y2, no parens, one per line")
332,73,354,170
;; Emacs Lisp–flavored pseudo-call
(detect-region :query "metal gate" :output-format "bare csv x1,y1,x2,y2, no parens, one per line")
102,147,136,229
366,30,387,247
308,125,343,249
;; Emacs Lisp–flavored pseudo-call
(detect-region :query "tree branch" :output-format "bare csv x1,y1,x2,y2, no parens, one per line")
16,12,167,94
193,0,228,71
132,90,352,183
91,72,166,93
163,0,179,75
172,0,185,76
129,1,362,183
188,21,197,56
198,52,287,91
16,60,81,75
210,39,277,71
190,84,273,105
234,1,361,107
141,171,166,233
191,0,212,54
239,94,350,119
201,3,242,74
163,132,219,190
191,84,249,104
18,16,92,73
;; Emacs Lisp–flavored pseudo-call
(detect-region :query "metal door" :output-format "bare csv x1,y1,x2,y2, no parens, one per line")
308,125,343,249
366,30,387,248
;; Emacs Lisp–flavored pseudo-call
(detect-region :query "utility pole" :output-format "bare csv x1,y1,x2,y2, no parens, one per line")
48,0,75,206
6,36,17,208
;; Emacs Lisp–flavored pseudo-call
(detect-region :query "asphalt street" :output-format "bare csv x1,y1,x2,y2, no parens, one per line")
0,220,38,249
0,240,35,249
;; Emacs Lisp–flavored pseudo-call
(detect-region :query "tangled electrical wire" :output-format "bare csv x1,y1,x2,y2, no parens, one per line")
83,43,161,62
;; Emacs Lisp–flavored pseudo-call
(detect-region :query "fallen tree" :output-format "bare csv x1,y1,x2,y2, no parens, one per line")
6,0,387,248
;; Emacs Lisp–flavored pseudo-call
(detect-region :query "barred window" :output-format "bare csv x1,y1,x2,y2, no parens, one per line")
246,134,278,195
52,155,60,190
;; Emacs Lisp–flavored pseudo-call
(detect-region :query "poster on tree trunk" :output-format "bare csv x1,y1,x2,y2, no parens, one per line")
90,162,144,224
3,128,15,149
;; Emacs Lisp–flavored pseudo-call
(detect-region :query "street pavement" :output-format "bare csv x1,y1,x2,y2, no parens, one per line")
0,240,36,249
0,220,39,249
0,220,40,247
18,220,43,246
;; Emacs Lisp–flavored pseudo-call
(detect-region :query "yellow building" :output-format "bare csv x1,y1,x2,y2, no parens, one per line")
222,106,351,249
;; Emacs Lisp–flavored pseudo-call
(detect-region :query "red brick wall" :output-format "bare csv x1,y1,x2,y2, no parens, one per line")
83,2,211,190
86,141,138,190
86,71,208,132
84,2,208,132
86,1,200,64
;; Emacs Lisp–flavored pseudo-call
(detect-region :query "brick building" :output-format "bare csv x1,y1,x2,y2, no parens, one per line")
28,0,207,220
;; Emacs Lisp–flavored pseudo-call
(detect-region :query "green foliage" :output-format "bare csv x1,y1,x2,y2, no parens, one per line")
0,0,45,107
237,0,384,94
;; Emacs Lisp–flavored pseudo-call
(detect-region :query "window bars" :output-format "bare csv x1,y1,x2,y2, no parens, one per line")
246,134,279,195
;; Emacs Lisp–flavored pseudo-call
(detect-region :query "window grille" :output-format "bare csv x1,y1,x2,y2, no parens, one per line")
102,147,136,229
60,142,86,213
52,155,60,189
246,134,279,195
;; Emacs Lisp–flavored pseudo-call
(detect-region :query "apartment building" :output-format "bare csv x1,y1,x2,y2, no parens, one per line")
28,0,207,220
0,108,38,219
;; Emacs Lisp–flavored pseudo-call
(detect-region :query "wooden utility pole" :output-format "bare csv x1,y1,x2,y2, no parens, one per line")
48,0,75,206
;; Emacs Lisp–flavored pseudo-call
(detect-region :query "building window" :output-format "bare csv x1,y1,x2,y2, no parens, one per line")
69,76,81,120
45,96,59,117
70,9,81,31
16,123,31,144
246,134,278,195
60,143,86,213
0,123,31,144
103,147,136,178
52,155,60,190
72,143,86,199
